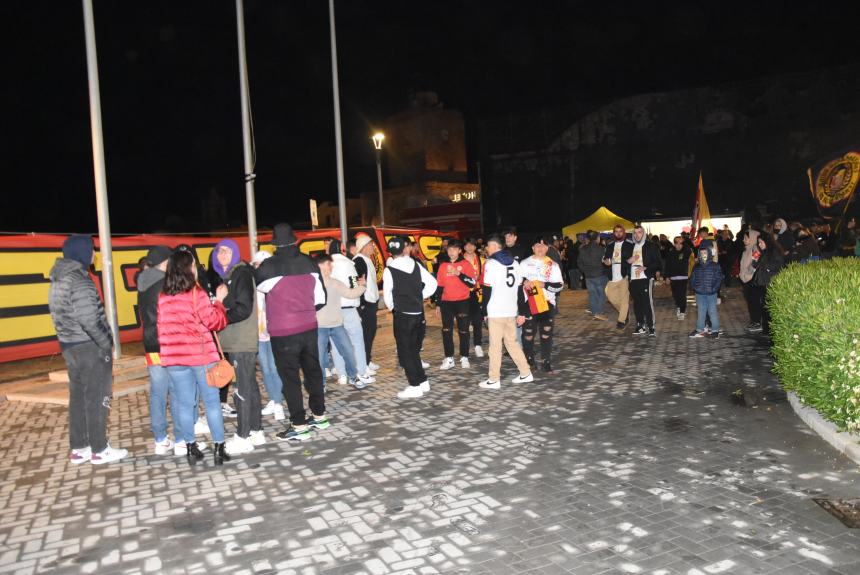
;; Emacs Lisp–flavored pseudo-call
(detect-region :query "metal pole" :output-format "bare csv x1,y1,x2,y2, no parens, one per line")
82,0,120,359
476,161,485,236
375,149,385,227
328,0,349,245
236,0,258,256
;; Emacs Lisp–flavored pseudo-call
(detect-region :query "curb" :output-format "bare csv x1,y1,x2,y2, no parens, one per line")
787,391,860,465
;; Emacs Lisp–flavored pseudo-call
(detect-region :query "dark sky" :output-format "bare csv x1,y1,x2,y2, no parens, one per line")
2,1,858,233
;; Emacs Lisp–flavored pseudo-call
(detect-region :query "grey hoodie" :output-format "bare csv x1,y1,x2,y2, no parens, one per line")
739,229,761,284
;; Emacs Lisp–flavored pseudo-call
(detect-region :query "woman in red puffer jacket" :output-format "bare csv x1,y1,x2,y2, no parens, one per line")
158,248,230,466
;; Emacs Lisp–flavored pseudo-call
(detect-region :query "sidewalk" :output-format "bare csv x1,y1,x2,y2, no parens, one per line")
0,286,857,575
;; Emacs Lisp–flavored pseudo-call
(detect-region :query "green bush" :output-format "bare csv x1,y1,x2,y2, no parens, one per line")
768,257,860,432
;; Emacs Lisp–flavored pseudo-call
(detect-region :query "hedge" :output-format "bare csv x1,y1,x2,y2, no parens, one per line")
768,257,860,433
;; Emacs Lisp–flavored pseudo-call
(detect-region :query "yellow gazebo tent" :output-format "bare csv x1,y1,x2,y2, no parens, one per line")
562,206,634,238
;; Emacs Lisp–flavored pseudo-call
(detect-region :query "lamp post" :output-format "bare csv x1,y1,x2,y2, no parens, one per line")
372,132,385,227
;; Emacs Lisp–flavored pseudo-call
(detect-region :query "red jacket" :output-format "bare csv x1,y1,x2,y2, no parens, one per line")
157,286,228,367
436,259,477,302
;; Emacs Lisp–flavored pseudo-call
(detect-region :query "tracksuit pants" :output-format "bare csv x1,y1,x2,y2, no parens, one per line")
630,278,655,329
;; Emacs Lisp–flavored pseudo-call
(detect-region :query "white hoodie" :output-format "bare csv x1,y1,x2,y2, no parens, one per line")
331,253,360,308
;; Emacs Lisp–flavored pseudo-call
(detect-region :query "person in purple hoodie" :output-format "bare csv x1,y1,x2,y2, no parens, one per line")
254,224,327,442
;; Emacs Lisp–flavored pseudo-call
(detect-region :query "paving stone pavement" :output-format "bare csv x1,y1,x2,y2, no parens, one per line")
0,285,859,575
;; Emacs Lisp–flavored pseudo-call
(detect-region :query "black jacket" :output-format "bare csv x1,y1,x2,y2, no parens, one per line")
628,240,663,280
508,243,529,263
137,267,165,353
577,243,605,278
48,258,113,351
753,249,784,287
603,239,633,279
664,246,692,278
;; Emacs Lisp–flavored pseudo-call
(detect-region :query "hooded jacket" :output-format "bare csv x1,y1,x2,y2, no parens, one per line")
48,258,113,351
218,261,258,353
627,236,663,280
254,245,326,337
331,252,361,308
664,246,693,278
137,267,165,353
774,218,794,253
157,286,228,366
739,230,761,284
752,246,784,287
690,250,723,295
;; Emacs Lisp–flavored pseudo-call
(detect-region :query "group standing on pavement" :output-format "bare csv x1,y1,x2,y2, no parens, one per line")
47,213,857,466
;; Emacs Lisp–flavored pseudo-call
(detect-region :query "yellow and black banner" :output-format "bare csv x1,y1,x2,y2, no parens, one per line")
808,151,860,220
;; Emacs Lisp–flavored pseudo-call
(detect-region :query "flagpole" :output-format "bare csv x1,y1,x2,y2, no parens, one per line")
328,0,349,246
236,0,258,257
82,0,121,359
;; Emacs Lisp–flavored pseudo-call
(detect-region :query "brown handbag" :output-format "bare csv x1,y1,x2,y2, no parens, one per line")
192,288,235,388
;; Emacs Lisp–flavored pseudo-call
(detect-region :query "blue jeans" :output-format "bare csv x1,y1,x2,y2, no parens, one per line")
586,275,608,315
319,326,357,378
148,364,178,443
331,308,368,376
258,340,284,403
695,293,719,333
166,364,225,444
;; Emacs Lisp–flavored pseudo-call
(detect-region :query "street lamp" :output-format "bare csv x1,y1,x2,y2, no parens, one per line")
372,132,385,227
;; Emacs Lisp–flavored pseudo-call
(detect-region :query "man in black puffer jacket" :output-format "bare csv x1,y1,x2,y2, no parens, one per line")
49,235,127,465
136,245,178,456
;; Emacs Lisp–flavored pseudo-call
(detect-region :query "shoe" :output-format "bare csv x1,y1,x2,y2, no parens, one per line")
511,372,534,384
474,346,484,358
368,361,381,372
678,312,685,320
440,357,456,370
397,385,424,399
337,375,348,385
91,445,128,465
419,380,430,393
325,367,333,378
479,379,501,389
357,372,376,384
194,418,210,436
154,437,174,455
711,332,721,339
689,330,707,338
460,357,470,369
261,400,277,416
186,442,205,465
746,323,763,333
585,309,593,315
173,440,207,456
542,360,554,373
616,321,626,330
273,403,285,421
365,366,378,376
421,360,431,369
593,314,608,321
276,425,312,442
249,430,267,446
70,447,92,465
221,403,237,418
225,434,255,456
350,377,368,390
633,326,647,335
648,328,656,337
214,442,231,465
306,414,331,430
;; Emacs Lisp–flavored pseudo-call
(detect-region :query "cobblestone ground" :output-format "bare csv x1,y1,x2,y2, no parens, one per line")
1,286,859,575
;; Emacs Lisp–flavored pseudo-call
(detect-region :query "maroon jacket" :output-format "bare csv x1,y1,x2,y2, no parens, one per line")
157,286,228,366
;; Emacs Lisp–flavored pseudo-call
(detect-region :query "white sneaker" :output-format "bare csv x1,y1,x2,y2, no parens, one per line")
261,400,276,416
365,367,378,376
440,357,455,370
397,385,424,399
421,360,431,369
221,403,237,418
225,434,255,456
460,357,470,369
90,445,128,465
479,379,501,390
194,418,210,436
273,403,285,421
511,372,534,384
337,375,348,385
357,373,376,384
70,447,91,465
474,346,484,358
419,380,430,393
154,437,174,455
368,361,381,372
249,430,267,446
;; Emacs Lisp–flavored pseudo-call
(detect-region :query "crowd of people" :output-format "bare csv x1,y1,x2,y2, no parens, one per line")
47,216,857,466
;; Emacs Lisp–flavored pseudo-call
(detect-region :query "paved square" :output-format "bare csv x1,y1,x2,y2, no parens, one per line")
1,286,858,574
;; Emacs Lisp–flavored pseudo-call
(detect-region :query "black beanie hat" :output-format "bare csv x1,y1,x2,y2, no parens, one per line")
62,235,94,267
272,223,297,247
145,245,172,266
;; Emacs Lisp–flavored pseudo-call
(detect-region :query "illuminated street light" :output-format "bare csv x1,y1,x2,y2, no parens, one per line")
372,132,385,226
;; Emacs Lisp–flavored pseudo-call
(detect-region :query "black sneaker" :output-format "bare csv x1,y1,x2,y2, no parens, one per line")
746,322,763,333
711,332,721,339
616,321,626,330
275,425,312,442
648,328,656,337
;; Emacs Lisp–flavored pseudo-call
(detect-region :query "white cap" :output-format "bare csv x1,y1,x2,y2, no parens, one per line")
355,234,374,252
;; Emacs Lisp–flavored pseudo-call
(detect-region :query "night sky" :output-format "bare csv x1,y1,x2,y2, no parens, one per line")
2,1,858,234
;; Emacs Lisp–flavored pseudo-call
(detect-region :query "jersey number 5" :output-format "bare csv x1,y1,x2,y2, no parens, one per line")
505,267,515,287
